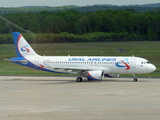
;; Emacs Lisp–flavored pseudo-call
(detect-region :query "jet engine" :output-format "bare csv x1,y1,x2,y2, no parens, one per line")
87,70,104,80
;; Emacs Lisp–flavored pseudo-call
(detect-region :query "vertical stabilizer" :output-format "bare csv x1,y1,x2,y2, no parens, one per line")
12,32,38,57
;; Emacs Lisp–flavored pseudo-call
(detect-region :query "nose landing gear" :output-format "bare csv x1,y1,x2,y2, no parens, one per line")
133,74,138,82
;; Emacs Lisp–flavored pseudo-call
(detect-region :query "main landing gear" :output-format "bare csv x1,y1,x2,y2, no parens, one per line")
133,74,138,82
76,77,93,82
76,77,83,82
76,75,138,82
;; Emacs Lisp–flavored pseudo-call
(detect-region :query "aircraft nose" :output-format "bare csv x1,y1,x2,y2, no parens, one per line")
150,64,156,72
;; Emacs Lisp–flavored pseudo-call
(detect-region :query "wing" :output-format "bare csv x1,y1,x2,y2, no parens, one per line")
49,66,97,73
45,65,110,74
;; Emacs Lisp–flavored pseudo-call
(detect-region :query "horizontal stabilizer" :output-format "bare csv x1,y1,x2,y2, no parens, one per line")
4,57,28,64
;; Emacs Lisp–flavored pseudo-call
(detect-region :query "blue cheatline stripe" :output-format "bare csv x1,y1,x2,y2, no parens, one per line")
10,57,62,74
27,61,63,73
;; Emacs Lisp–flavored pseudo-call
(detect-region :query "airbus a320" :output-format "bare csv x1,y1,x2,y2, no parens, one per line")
8,32,156,82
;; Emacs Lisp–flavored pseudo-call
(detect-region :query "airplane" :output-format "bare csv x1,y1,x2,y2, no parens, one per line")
8,32,156,82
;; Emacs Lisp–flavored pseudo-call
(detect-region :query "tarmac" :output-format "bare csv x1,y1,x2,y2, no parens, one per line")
0,76,160,120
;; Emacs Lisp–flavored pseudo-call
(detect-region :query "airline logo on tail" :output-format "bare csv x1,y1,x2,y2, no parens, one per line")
116,58,130,70
21,45,30,53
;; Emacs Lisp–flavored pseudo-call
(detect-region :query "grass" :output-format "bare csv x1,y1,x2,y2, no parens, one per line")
0,41,160,77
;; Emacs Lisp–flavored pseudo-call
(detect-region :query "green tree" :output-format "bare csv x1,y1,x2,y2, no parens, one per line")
75,16,90,34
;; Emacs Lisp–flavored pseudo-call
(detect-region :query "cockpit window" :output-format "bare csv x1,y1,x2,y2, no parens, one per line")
146,61,150,64
141,61,151,64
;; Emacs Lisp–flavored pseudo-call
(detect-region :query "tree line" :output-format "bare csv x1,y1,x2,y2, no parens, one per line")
0,4,160,14
0,9,160,43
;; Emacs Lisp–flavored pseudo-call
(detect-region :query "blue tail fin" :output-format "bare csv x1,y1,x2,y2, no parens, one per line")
12,32,38,57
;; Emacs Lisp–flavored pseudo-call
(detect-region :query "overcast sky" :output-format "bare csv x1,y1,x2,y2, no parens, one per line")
0,0,159,7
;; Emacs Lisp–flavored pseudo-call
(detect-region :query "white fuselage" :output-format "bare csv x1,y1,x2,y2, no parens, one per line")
25,56,156,75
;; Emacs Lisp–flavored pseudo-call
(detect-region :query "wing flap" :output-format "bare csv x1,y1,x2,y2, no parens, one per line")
50,66,88,71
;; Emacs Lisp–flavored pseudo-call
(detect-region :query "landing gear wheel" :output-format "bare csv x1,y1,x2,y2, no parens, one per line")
76,77,83,82
133,78,138,82
133,74,138,82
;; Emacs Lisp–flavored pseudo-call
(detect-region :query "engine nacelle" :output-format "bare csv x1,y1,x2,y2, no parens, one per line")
104,73,119,78
87,70,103,80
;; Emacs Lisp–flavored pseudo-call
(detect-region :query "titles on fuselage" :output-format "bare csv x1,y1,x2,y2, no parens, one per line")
68,58,117,61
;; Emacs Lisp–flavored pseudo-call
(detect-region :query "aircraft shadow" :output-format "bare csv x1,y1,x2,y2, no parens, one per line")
3,78,149,85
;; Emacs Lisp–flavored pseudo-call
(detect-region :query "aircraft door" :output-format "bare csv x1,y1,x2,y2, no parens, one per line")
34,57,39,68
131,58,136,68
